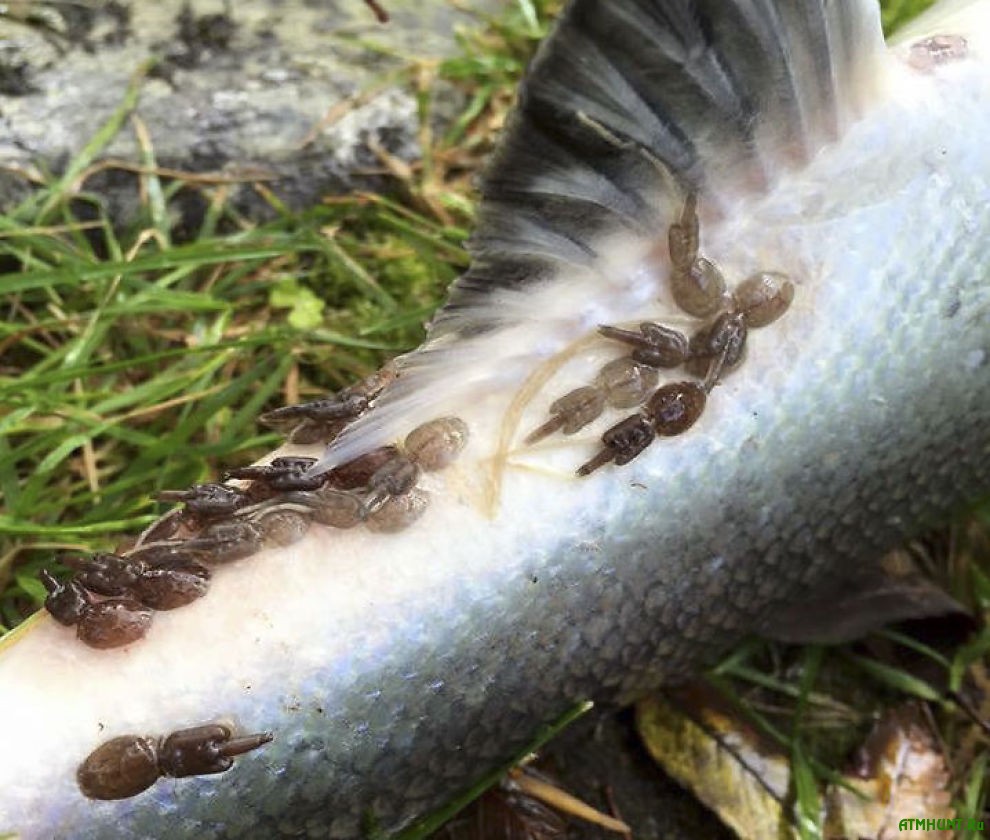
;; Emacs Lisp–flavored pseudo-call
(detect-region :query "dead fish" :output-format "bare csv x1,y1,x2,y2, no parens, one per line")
1,0,988,837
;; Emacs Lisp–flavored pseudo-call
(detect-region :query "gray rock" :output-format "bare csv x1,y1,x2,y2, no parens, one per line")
0,0,496,225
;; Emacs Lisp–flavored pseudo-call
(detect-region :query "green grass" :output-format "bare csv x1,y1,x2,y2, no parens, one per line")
881,0,938,33
708,521,990,838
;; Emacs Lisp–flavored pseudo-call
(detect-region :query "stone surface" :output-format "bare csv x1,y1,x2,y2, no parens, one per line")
0,0,495,224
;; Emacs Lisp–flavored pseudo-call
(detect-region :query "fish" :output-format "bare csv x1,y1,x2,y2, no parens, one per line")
1,0,989,837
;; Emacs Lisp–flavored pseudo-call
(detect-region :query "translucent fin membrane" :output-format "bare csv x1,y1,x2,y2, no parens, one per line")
312,0,885,471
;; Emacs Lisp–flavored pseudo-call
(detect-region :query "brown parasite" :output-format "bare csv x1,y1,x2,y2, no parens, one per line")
258,365,395,444
155,483,253,519
403,417,470,471
524,193,794,474
239,453,427,534
667,192,728,317
246,416,468,533
39,569,154,650
182,508,313,563
67,552,211,612
77,724,273,801
577,381,707,476
225,456,326,492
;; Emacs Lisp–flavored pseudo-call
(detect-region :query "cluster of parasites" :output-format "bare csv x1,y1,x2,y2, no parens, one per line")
40,366,470,653
42,371,471,797
527,194,794,473
52,193,790,800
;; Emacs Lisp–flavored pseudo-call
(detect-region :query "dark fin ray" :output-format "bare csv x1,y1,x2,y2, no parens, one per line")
759,567,967,646
311,0,885,469
432,0,884,335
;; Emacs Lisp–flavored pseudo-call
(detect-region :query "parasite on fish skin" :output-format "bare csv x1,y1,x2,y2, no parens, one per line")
259,365,397,444
648,381,708,436
366,454,420,502
595,358,660,409
327,445,401,489
155,483,252,519
77,725,273,801
127,559,211,611
75,600,155,650
67,553,211,611
281,487,369,529
53,414,468,638
525,386,606,444
577,381,707,476
184,520,266,564
907,33,969,72
598,323,691,369
39,569,90,626
365,486,430,533
531,188,787,464
668,193,729,318
259,393,369,445
66,553,141,597
225,456,326,492
185,509,311,563
403,417,470,471
39,569,154,649
576,414,655,476
249,508,312,547
692,312,749,389
732,273,795,329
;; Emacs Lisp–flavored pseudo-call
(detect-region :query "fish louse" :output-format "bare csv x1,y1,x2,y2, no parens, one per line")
77,725,273,801
525,194,794,474
403,417,469,471
40,411,471,648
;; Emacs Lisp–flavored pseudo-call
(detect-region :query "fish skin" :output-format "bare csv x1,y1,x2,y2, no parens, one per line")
2,0,990,838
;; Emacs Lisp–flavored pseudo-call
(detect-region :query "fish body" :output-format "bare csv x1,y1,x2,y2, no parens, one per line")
1,0,989,837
